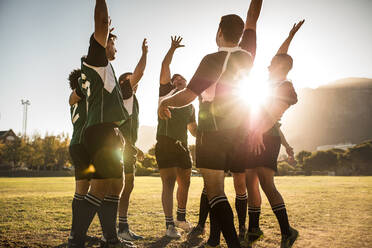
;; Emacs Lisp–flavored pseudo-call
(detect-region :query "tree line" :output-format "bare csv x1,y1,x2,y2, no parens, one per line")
1,134,371,176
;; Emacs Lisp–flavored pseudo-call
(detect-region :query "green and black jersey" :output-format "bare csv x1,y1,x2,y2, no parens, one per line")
157,82,195,145
187,29,256,132
265,80,298,137
79,35,129,128
119,79,140,145
70,85,87,146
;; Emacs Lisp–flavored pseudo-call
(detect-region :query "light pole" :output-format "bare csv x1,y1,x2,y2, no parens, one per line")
21,99,30,136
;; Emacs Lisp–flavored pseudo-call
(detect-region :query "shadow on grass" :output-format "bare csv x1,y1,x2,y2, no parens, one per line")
53,236,101,248
145,236,173,248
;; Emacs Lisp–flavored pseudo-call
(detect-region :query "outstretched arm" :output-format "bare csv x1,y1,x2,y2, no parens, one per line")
94,0,110,48
277,20,305,55
160,36,184,85
130,39,148,89
245,0,263,31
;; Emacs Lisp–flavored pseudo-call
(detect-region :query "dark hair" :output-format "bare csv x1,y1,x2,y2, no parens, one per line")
171,74,186,83
68,69,81,90
119,72,133,83
273,54,293,72
219,14,245,43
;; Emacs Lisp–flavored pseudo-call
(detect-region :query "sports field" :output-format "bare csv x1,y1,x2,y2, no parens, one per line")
0,176,371,248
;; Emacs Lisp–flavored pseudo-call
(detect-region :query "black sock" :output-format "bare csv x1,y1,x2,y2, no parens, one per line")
176,207,186,222
248,206,261,232
73,193,102,246
165,216,174,229
209,196,240,248
70,193,85,239
272,203,290,236
97,195,120,241
118,216,129,232
207,206,221,246
198,188,209,228
235,193,248,229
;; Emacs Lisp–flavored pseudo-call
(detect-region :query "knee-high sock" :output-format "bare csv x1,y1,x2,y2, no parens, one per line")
248,206,261,231
209,196,240,248
73,193,102,246
198,188,209,228
207,206,221,246
70,193,86,238
272,203,290,236
235,193,248,229
97,195,120,240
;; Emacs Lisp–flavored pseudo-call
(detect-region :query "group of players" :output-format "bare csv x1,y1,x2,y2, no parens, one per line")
67,0,304,248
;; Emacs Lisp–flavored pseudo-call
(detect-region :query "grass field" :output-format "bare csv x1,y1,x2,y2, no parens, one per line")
0,176,371,248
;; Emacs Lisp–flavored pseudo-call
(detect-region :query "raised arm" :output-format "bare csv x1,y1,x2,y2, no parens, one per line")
244,0,263,31
160,36,184,85
277,20,305,55
130,39,148,89
94,0,110,48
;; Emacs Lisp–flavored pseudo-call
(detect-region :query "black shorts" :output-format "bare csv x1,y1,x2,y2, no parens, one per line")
69,144,91,180
124,143,137,174
155,136,192,170
196,129,244,173
244,135,281,172
83,123,124,179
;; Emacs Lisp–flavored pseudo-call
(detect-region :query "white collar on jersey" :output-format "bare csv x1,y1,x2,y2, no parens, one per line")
218,46,252,56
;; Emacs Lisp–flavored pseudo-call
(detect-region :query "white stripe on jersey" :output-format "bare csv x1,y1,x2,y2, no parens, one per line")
83,62,116,93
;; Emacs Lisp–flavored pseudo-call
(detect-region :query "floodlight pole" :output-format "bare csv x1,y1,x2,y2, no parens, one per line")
21,99,30,136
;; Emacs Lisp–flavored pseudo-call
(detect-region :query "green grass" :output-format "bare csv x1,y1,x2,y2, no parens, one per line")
0,176,372,247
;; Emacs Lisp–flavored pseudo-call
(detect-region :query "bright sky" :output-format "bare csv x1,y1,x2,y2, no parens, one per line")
0,0,371,137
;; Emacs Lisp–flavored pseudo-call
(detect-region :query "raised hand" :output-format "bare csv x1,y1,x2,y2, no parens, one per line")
142,38,148,54
158,102,172,120
171,36,185,50
289,19,305,37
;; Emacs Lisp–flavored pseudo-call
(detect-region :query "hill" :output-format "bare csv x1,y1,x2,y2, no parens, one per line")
281,77,372,151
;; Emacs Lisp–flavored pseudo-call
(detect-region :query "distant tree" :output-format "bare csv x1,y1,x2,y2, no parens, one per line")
303,150,338,173
295,150,312,165
277,161,295,176
344,142,372,175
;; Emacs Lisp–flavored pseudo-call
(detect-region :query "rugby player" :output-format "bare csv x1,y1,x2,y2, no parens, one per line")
156,36,197,238
67,69,91,247
117,38,148,241
158,1,263,246
70,1,134,247
244,20,304,248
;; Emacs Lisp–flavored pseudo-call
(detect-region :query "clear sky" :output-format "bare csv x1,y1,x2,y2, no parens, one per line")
0,0,371,137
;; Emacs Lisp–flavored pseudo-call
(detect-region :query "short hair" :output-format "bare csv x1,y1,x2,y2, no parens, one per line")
68,69,81,90
219,14,245,43
119,72,133,83
171,74,186,83
273,54,293,72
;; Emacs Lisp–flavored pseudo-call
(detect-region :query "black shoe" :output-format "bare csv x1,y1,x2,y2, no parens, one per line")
238,226,247,242
188,225,205,239
100,237,136,248
280,227,299,248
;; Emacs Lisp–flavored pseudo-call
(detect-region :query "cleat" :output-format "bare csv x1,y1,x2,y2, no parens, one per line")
238,226,247,242
242,227,263,247
165,225,181,239
175,220,193,232
187,225,205,238
100,237,136,248
197,243,221,248
280,227,299,248
118,229,143,241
